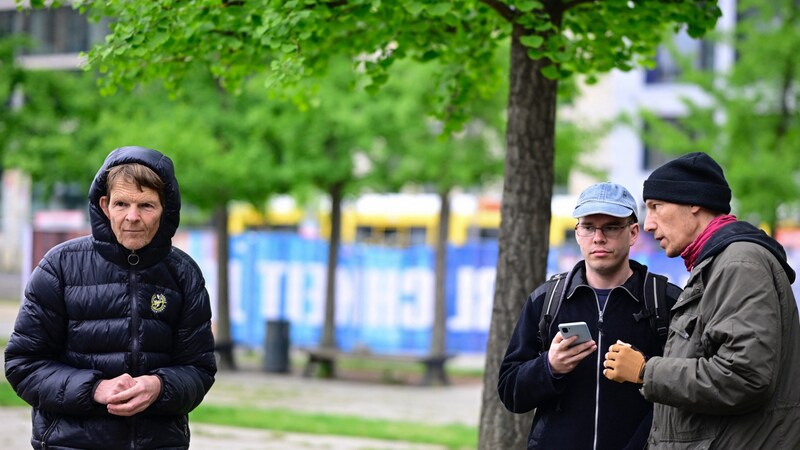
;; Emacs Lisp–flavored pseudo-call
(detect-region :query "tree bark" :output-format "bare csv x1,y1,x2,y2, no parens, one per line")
426,188,451,385
477,24,558,450
318,180,343,377
213,203,236,370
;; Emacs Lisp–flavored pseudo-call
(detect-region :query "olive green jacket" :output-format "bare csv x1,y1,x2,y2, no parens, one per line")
643,240,800,449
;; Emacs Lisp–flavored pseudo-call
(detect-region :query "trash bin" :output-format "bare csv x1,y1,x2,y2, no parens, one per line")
264,319,291,373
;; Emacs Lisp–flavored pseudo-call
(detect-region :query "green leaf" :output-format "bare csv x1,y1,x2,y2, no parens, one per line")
404,2,425,16
429,3,452,16
540,64,560,80
419,50,440,62
554,51,572,63
515,1,543,13
519,35,544,48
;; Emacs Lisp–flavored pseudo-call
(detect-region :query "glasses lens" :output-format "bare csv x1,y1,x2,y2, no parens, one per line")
575,223,629,237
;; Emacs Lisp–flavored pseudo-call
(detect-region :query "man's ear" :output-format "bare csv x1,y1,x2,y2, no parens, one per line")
629,222,639,247
99,196,111,218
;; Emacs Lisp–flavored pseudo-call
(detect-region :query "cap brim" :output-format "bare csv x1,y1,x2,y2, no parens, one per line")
572,202,634,219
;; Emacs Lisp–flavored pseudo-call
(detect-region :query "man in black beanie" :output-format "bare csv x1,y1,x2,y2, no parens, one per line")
601,152,800,448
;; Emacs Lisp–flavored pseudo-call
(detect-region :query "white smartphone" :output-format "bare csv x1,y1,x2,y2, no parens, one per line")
558,321,592,346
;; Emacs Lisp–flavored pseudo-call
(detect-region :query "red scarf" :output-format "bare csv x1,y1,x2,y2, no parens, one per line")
681,214,737,271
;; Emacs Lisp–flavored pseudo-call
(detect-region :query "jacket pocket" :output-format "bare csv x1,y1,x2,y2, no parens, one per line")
666,314,704,358
40,415,61,450
650,404,719,449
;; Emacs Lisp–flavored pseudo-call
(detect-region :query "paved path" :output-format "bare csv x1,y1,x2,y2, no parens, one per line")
0,273,484,449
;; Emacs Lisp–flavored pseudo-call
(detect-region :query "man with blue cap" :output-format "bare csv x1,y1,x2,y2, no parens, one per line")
498,182,681,450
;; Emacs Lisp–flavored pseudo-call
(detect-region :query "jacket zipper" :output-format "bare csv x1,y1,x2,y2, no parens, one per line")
41,417,60,449
129,256,140,450
129,255,140,376
593,291,606,450
128,250,139,450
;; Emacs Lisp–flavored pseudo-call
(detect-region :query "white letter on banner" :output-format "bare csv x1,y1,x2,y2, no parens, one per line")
400,268,433,329
229,259,246,324
448,267,475,331
364,269,399,327
285,263,303,322
448,266,496,332
303,263,325,326
335,266,357,327
257,261,285,320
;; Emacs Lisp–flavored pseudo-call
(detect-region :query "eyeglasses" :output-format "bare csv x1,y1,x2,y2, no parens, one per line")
575,223,631,238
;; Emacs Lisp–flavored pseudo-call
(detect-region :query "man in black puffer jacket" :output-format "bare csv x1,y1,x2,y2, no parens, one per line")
5,146,217,449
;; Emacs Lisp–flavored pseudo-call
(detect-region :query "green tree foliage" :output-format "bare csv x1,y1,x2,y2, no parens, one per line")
0,37,106,194
642,0,800,235
26,1,720,446
375,55,506,381
3,62,286,369
91,74,283,208
90,75,290,370
240,56,508,381
242,57,399,361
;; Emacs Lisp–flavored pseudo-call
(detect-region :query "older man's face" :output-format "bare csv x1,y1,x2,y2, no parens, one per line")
100,179,163,251
643,200,698,258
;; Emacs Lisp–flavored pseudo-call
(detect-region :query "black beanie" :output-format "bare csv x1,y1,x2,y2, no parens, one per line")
643,152,731,214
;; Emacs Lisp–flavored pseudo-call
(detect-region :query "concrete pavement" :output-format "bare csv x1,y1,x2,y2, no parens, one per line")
0,272,483,449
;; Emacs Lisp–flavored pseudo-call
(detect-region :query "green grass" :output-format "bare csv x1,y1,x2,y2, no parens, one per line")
0,381,477,449
0,381,27,406
190,404,476,449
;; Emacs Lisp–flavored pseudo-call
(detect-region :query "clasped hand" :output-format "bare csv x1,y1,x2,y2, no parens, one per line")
603,340,645,384
93,373,162,416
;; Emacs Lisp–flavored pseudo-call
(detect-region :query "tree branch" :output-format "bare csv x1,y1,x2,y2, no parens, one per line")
479,0,516,22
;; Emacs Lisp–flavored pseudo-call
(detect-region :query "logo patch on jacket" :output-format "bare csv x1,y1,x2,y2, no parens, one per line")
150,293,167,313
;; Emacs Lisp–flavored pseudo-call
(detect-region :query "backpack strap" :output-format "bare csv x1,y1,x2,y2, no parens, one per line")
536,266,579,353
633,272,670,345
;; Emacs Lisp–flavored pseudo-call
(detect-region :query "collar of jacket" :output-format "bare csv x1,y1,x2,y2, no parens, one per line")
696,221,796,283
93,238,172,270
564,259,649,303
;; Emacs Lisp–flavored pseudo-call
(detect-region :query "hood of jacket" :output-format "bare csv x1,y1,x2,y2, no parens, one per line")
697,220,796,283
88,146,181,269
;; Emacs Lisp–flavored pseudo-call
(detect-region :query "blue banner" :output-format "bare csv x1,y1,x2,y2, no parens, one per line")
177,230,703,355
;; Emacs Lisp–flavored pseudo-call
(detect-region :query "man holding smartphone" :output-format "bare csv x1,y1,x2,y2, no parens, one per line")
498,182,681,450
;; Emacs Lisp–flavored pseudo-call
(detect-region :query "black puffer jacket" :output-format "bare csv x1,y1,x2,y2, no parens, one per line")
4,146,217,450
498,260,681,450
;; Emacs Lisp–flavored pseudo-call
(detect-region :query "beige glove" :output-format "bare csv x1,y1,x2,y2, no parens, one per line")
603,341,645,384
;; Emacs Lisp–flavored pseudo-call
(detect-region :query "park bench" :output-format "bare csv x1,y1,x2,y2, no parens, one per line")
299,347,455,386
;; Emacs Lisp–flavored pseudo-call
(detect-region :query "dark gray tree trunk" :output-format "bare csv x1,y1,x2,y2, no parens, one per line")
318,181,343,377
214,203,236,370
477,24,558,450
425,189,451,385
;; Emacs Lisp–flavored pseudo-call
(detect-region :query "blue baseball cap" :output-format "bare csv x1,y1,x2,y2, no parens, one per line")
572,182,638,221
